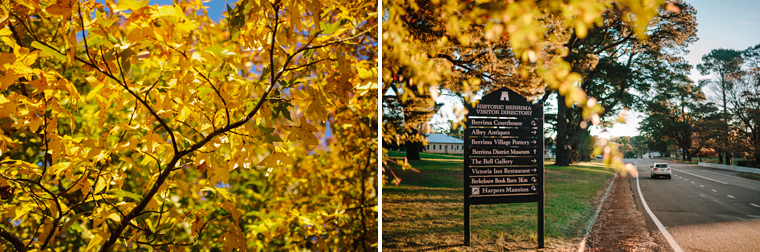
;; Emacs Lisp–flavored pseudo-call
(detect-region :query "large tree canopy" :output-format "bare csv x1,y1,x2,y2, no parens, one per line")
0,0,377,251
383,0,683,176
697,48,744,164
551,0,697,166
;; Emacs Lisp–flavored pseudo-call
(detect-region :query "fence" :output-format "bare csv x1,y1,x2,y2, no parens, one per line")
698,162,760,175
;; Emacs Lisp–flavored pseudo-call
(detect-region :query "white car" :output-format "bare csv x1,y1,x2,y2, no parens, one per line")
650,163,671,179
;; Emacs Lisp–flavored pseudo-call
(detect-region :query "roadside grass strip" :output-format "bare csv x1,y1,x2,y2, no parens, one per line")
383,151,614,250
739,173,760,181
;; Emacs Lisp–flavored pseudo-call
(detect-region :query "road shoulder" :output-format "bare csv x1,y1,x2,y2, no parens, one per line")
585,173,667,251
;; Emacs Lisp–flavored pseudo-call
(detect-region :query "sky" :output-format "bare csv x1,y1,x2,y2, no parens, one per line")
431,0,760,138
148,0,236,22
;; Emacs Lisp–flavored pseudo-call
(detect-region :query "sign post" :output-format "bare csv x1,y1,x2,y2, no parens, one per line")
464,87,544,248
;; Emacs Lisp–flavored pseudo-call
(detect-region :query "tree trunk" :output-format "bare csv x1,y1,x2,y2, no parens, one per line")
685,149,692,162
726,152,732,165
718,152,724,164
405,127,422,160
405,141,421,160
721,79,731,165
555,95,572,166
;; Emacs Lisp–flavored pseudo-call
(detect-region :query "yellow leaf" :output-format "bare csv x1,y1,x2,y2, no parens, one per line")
76,178,91,196
258,152,293,166
86,82,105,101
307,97,328,119
153,5,183,19
126,28,144,42
85,234,103,251
0,52,15,70
37,217,56,246
191,52,203,63
300,117,318,132
31,41,65,62
46,0,73,19
126,232,140,248
298,129,319,146
0,69,22,90
307,0,322,25
94,177,107,194
51,162,72,178
208,160,230,184
175,22,198,36
218,226,246,252
106,213,121,222
146,198,159,210
28,115,42,133
220,200,242,225
299,216,314,226
190,213,205,236
176,106,189,121
114,0,149,12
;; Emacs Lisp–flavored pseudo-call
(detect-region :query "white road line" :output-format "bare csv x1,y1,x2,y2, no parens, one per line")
691,181,695,184
728,195,736,199
674,169,729,185
712,189,718,192
700,185,704,187
635,163,684,252
699,170,740,178
751,204,760,208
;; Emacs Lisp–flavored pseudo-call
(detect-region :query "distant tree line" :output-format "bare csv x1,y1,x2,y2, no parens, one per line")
638,44,760,166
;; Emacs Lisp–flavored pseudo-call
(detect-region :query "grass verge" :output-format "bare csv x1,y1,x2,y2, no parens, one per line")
738,172,760,181
382,151,615,251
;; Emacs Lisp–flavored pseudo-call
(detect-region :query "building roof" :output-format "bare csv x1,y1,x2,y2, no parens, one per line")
425,133,464,144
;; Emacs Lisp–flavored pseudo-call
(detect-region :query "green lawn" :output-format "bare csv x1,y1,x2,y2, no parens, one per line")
382,151,615,250
386,150,464,160
739,173,760,181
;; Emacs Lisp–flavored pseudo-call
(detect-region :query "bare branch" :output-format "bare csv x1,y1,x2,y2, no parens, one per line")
193,67,231,126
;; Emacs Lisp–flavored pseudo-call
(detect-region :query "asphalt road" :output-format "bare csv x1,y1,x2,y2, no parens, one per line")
628,158,760,252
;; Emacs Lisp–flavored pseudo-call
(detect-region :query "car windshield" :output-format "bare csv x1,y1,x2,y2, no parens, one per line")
655,164,668,168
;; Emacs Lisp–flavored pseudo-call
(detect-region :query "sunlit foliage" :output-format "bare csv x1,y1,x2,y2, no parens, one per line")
382,0,675,179
0,0,377,251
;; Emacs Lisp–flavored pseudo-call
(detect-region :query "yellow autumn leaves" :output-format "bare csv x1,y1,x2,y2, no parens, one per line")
0,0,379,251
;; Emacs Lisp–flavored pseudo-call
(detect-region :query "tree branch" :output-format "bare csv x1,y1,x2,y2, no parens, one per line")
194,66,231,127
98,3,285,251
0,227,26,252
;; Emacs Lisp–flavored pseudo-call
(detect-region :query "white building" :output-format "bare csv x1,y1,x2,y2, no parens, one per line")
424,133,464,154
544,148,555,158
